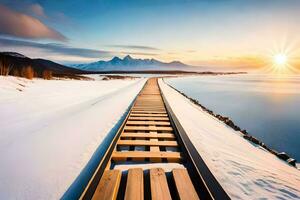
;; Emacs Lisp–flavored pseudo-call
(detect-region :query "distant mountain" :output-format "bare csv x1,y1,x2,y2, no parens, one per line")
71,55,200,71
0,52,84,76
1,52,27,58
0,52,203,78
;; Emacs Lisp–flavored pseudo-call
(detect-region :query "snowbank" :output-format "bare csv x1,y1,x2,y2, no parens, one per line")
159,79,300,199
0,76,145,199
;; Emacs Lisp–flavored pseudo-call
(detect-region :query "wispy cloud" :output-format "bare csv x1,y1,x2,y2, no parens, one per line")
0,37,111,58
119,51,159,56
0,5,66,41
28,3,46,18
107,44,161,51
186,50,197,53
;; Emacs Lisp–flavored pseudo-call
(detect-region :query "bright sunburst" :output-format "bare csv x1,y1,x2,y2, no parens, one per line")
271,52,291,73
262,40,300,74
274,54,287,66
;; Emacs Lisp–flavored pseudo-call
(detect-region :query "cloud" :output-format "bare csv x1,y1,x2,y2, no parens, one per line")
186,50,197,53
107,44,161,51
28,3,46,18
119,51,159,56
0,5,66,41
0,37,111,58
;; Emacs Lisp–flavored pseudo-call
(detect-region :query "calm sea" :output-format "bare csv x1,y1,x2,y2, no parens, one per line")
166,74,300,161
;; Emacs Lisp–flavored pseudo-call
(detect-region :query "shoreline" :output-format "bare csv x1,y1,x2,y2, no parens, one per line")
162,78,297,168
85,70,247,75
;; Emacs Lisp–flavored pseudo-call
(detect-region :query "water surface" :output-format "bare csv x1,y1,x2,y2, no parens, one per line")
166,74,300,161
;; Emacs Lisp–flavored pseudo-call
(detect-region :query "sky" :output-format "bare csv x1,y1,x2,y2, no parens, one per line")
0,0,300,71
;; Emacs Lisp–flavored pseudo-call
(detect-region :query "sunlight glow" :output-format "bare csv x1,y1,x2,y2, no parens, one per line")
274,54,287,65
260,40,300,74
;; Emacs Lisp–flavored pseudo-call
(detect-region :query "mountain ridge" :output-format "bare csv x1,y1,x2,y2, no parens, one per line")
71,55,198,71
0,52,203,75
0,52,84,77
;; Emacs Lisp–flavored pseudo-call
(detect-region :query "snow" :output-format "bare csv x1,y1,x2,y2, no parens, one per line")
1,75,299,199
114,163,185,172
0,76,146,199
159,79,300,199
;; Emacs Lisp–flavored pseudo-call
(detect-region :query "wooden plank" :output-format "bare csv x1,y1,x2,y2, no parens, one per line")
135,101,162,103
138,96,160,98
150,138,161,162
111,151,181,162
133,106,163,108
136,95,161,97
117,140,178,147
133,106,164,107
135,100,161,101
172,169,200,200
132,108,165,109
136,97,161,98
92,170,121,200
133,106,164,108
137,94,160,95
131,112,167,115
149,130,161,162
134,104,162,106
124,168,144,200
150,168,172,200
128,117,169,121
166,147,180,162
130,109,168,116
126,121,170,125
124,126,173,131
130,113,168,117
121,133,175,139
136,97,161,99
132,109,166,112
137,95,161,96
136,99,161,101
133,105,164,107
132,110,166,112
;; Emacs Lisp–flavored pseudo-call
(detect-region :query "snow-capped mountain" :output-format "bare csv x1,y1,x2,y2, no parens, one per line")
71,55,199,71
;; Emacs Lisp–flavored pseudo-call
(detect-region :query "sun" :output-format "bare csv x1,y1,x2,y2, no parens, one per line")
262,41,299,74
274,54,287,65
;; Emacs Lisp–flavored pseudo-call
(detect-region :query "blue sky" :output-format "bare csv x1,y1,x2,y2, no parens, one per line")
0,0,300,70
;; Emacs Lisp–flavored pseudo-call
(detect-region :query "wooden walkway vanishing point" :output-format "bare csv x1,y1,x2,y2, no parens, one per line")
80,78,230,200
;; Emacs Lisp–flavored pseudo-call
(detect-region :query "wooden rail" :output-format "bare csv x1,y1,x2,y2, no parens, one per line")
80,78,230,200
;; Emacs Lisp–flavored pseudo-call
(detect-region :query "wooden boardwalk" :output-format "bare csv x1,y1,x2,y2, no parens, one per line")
80,78,229,200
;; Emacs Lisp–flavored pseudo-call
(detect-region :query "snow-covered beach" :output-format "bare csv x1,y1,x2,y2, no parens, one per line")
0,76,145,199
